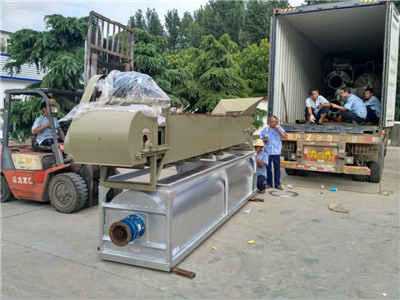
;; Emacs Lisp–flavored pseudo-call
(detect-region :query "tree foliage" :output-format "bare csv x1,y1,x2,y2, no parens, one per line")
192,34,250,112
240,0,288,45
5,15,88,91
128,8,164,36
234,38,269,96
165,9,181,50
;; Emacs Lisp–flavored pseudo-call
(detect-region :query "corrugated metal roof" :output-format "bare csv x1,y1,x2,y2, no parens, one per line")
283,4,386,58
1,54,46,82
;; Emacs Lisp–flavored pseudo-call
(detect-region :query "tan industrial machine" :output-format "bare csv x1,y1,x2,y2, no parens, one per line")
64,71,260,271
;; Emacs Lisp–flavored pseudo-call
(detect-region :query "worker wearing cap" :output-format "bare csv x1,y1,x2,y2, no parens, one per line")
364,88,381,124
305,88,330,124
260,116,288,190
254,139,268,194
331,87,367,124
32,101,64,146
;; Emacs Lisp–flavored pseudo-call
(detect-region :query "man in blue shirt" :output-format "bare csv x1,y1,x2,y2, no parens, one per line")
364,88,381,124
330,87,367,124
260,116,288,190
305,88,330,124
254,139,269,194
32,101,64,146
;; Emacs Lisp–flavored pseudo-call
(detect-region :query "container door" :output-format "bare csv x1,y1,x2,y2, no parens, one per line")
382,2,399,127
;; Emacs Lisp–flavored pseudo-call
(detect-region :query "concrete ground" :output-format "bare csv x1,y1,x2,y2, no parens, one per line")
1,147,399,299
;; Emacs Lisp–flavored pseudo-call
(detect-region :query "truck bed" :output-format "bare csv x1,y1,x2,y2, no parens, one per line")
282,122,380,134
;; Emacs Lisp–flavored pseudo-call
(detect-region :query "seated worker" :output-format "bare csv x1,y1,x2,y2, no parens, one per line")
32,101,65,148
254,139,268,194
305,88,330,124
364,88,381,124
330,87,367,124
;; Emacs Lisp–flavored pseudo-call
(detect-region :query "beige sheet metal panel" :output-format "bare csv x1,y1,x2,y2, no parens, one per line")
220,115,253,149
212,98,262,115
64,110,155,167
65,111,255,168
165,114,221,163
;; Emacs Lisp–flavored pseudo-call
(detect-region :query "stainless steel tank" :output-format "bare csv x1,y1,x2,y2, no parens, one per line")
98,152,256,271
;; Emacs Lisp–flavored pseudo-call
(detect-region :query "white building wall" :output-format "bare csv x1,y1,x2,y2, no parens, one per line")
1,53,47,108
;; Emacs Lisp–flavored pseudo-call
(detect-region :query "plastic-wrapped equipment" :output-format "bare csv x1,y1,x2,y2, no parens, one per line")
60,71,171,122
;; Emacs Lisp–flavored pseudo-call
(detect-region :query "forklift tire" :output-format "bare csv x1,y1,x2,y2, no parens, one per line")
48,172,88,213
285,168,298,176
1,175,12,203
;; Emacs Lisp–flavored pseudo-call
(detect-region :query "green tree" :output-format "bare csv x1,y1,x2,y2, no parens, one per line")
234,38,269,96
193,34,250,112
0,37,8,53
146,8,164,36
5,15,88,91
165,9,181,50
179,12,195,49
195,1,245,46
134,29,194,108
240,0,288,45
128,9,147,30
165,47,201,107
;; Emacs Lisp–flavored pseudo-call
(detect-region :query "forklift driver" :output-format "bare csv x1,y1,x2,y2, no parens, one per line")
32,101,65,148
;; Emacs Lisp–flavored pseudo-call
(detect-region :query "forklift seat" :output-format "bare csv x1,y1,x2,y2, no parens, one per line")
31,135,52,152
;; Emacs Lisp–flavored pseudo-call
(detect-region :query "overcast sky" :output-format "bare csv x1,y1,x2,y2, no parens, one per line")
1,0,305,33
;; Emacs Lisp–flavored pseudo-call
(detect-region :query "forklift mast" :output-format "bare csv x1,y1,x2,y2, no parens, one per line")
85,11,135,87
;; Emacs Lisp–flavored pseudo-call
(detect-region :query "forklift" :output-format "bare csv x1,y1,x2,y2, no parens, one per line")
0,89,103,213
1,11,134,212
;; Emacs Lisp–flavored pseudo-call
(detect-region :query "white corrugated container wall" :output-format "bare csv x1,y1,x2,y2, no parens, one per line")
272,17,322,123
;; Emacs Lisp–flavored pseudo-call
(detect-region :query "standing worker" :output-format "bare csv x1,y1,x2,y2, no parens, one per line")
254,139,269,194
260,116,288,190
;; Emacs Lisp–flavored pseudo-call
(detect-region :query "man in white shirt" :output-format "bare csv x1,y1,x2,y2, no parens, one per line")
305,88,330,125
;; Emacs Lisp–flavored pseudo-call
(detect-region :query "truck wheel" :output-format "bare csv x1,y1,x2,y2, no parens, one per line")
369,161,383,183
354,175,367,182
48,172,88,213
285,168,297,176
1,175,12,203
369,142,385,183
297,170,309,176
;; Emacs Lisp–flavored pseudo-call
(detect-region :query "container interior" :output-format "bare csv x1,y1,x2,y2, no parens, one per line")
271,3,387,122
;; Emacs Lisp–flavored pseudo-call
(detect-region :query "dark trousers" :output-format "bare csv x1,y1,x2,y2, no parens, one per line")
340,110,367,124
267,155,281,187
366,106,379,124
304,106,329,122
257,175,266,192
41,138,66,158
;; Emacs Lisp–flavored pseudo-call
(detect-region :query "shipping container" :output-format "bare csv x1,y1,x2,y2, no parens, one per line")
268,0,399,182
